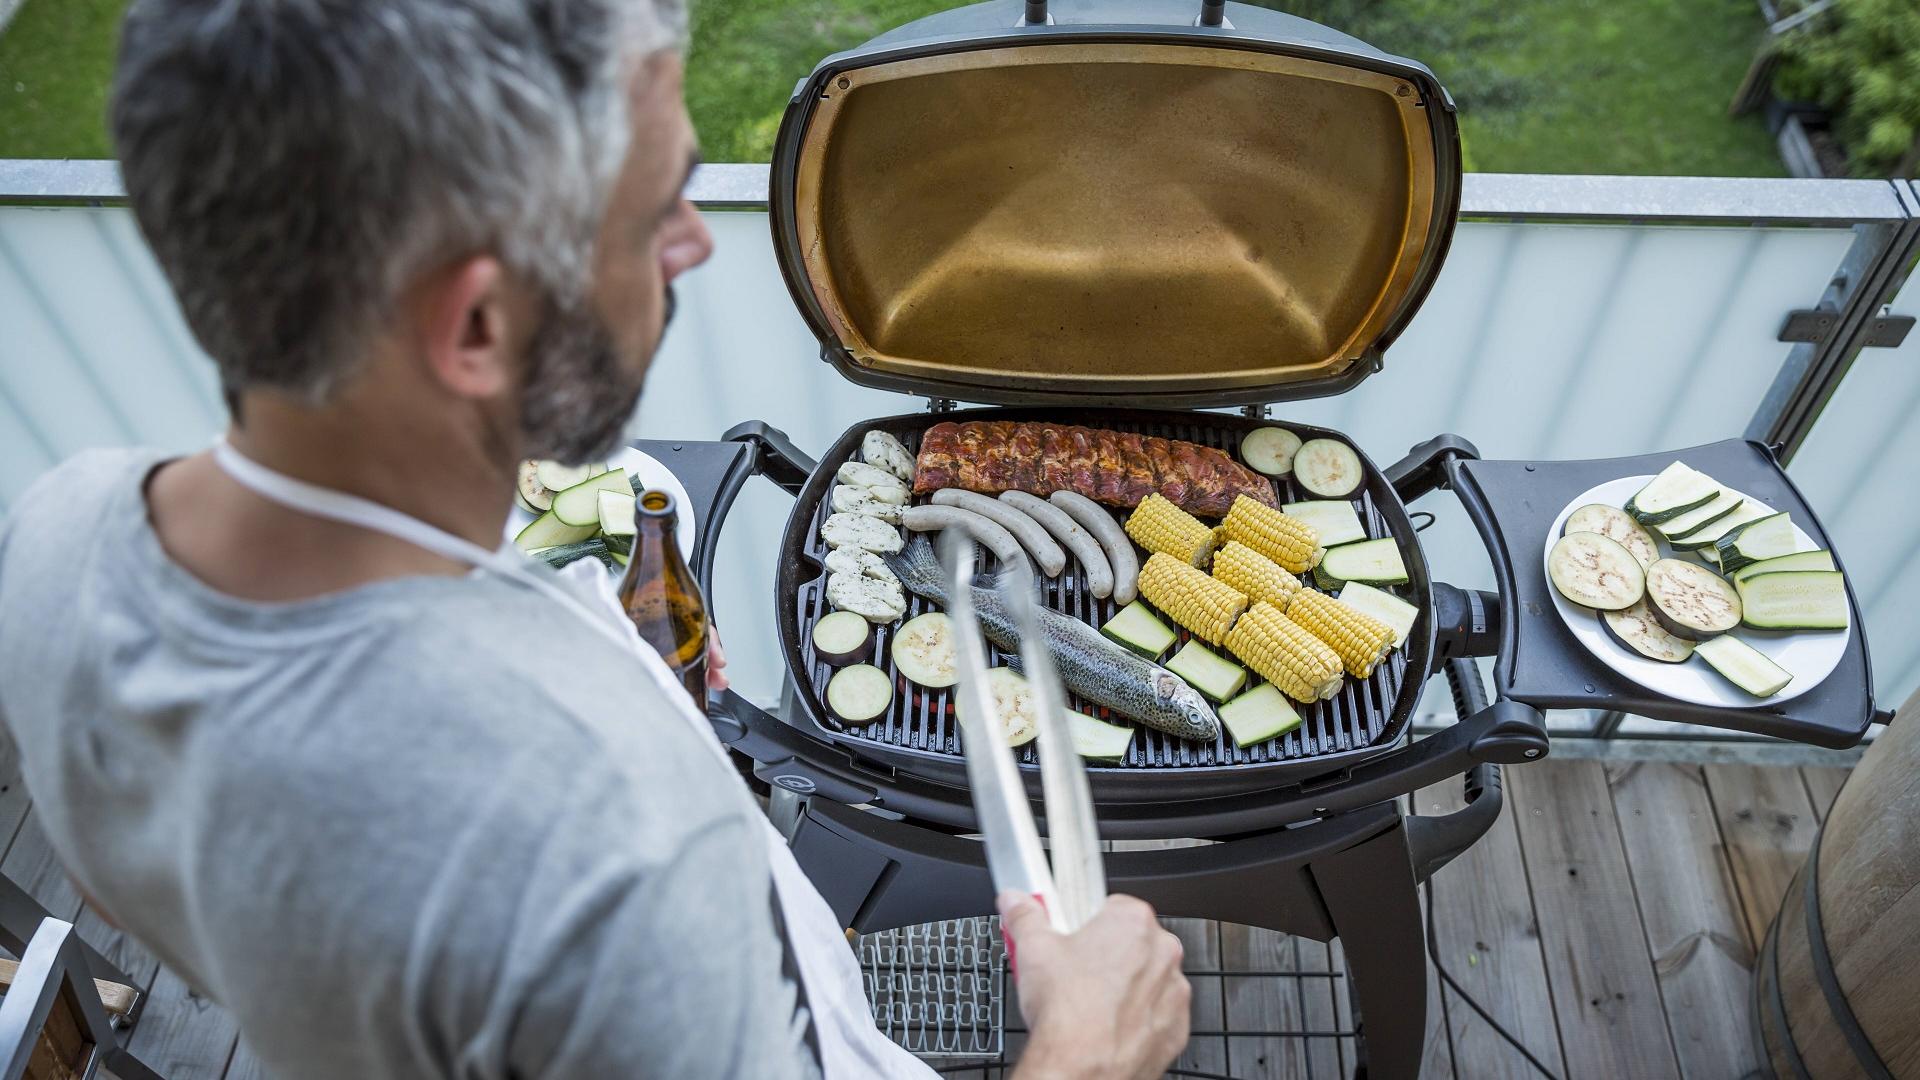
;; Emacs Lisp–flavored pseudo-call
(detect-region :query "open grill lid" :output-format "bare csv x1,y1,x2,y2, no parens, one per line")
768,0,1463,409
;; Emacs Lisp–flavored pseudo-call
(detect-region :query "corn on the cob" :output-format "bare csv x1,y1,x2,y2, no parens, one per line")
1138,552,1248,645
1212,541,1303,610
1221,494,1323,573
1288,590,1395,678
1126,493,1219,569
1224,602,1344,703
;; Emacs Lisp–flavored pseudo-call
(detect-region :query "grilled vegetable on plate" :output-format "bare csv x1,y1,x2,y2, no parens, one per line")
1694,636,1793,697
1643,558,1740,640
1625,462,1719,523
552,469,632,526
1736,571,1848,631
1714,512,1798,572
1649,488,1741,543
1669,497,1773,552
812,610,875,666
1547,532,1645,610
884,537,1221,742
1563,504,1659,569
1730,550,1833,582
1600,601,1696,663
1240,427,1303,477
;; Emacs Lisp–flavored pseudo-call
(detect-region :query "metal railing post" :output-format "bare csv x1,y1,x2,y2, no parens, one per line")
1746,181,1920,462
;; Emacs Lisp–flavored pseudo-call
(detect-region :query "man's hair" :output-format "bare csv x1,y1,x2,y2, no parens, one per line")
111,0,683,405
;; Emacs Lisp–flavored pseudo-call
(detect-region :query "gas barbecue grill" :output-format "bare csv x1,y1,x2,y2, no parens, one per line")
631,0,1881,1073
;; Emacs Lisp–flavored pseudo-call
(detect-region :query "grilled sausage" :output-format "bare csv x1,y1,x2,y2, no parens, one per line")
901,504,1030,573
998,491,1114,599
1048,490,1140,605
931,489,1066,577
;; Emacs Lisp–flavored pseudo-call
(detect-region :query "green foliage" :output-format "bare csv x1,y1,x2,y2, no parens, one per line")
1777,0,1920,176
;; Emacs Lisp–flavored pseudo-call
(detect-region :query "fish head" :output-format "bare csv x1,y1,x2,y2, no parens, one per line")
1153,670,1220,737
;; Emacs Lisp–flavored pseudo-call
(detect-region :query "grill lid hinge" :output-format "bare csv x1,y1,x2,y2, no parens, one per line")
926,397,958,413
1239,403,1271,419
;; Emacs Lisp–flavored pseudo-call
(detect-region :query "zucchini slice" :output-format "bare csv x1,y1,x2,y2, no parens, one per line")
811,610,874,667
1281,500,1367,547
597,490,636,537
1736,570,1847,631
1067,710,1136,760
1644,558,1740,640
1292,439,1365,499
1563,503,1659,569
531,538,616,570
1651,488,1742,542
890,612,958,688
826,664,894,723
1337,582,1418,647
1714,512,1799,573
1241,427,1304,478
1669,497,1773,552
1694,636,1792,697
1548,532,1645,611
514,509,597,551
1625,462,1719,524
1219,683,1304,747
551,468,631,527
1731,549,1835,583
1320,538,1408,585
1600,601,1696,663
1312,564,1347,591
953,667,1041,747
1101,601,1178,661
1166,641,1248,704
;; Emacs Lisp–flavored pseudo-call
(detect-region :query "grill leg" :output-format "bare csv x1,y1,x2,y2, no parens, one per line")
1311,821,1426,1080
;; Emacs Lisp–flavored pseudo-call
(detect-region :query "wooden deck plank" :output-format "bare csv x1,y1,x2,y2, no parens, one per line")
1415,775,1565,1080
1606,761,1758,1079
1166,916,1229,1078
123,964,239,1080
1702,764,1819,951
1,811,84,925
1221,924,1308,1079
1294,938,1345,1079
1799,766,1850,824
1509,760,1680,1079
1418,944,1454,1080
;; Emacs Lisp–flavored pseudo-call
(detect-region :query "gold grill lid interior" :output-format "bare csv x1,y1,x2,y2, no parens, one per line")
783,40,1456,404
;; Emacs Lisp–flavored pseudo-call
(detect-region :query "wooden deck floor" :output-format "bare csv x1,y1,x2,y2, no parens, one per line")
9,758,1842,1079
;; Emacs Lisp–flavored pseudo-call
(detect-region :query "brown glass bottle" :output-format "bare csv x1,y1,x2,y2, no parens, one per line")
615,489,708,703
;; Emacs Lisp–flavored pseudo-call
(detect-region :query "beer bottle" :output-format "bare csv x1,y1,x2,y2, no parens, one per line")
615,489,709,702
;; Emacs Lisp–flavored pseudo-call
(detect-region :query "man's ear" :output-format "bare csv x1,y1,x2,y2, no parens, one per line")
416,255,519,399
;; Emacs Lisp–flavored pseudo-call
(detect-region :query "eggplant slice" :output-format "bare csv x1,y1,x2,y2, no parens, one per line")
1601,601,1696,663
1549,532,1646,611
1644,558,1741,641
1563,503,1659,570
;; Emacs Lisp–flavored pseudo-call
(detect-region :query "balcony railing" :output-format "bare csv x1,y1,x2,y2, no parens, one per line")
4,162,1916,738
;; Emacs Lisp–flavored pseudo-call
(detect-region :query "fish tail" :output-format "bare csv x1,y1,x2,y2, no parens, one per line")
883,534,948,604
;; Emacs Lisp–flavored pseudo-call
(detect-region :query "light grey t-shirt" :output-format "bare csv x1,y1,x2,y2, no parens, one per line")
0,450,822,1080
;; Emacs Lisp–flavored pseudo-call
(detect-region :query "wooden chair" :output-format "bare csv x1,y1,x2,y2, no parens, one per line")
0,919,162,1080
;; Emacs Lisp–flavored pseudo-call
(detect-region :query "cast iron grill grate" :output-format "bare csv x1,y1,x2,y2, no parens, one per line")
791,417,1411,769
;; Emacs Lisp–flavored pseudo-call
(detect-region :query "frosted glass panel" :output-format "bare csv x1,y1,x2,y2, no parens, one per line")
1789,267,1920,711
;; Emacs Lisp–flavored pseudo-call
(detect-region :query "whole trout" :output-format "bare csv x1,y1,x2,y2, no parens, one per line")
884,536,1220,742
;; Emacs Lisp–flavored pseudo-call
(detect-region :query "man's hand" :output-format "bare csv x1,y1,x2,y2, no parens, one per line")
1002,892,1190,1080
706,623,728,691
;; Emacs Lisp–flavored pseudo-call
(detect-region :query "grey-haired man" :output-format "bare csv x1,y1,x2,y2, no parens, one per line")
0,1,1190,1077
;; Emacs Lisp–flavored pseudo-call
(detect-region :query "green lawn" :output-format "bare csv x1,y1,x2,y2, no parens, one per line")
0,0,123,159
2,0,1784,176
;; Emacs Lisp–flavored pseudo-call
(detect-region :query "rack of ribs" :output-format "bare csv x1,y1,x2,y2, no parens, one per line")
912,421,1279,517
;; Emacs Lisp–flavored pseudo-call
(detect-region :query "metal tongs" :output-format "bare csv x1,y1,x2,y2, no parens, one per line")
940,531,1106,934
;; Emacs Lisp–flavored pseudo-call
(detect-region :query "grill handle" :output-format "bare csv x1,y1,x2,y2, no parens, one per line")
1405,659,1508,883
1384,433,1481,503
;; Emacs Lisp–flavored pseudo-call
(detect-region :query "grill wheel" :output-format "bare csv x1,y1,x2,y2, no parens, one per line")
778,408,1435,796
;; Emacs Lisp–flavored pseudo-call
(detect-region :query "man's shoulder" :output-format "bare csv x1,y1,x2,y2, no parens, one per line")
3,448,162,548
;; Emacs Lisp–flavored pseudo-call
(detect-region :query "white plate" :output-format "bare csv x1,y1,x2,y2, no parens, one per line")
1543,475,1847,707
504,447,696,569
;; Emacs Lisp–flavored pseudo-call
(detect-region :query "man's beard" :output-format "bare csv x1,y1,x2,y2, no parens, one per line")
517,286,674,464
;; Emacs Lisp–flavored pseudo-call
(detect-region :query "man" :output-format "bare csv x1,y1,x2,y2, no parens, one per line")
0,0,1192,1077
